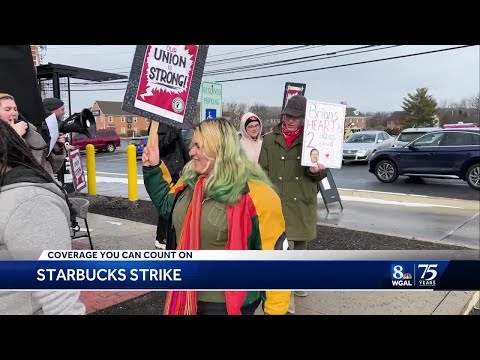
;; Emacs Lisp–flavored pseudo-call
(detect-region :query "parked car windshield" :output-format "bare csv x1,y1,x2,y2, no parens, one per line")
345,134,376,143
397,132,427,142
130,138,145,146
411,132,444,147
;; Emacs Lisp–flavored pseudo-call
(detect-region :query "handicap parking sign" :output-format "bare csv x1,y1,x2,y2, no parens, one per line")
205,108,216,119
201,82,222,122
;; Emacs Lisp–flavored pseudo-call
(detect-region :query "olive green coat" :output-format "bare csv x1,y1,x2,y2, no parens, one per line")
259,124,326,241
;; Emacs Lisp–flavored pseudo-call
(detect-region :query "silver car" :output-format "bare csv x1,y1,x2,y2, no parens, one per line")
343,130,394,162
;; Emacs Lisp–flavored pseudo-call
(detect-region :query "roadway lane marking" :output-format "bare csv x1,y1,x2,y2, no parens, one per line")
103,157,130,162
338,188,430,197
95,171,141,177
86,176,144,184
337,195,463,209
106,221,123,226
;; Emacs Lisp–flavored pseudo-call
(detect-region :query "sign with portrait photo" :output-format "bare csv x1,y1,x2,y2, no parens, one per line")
301,100,346,169
122,45,209,130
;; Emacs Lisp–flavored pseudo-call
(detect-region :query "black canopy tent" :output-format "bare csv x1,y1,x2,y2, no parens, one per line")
0,45,128,124
0,45,128,190
35,63,127,191
36,62,128,116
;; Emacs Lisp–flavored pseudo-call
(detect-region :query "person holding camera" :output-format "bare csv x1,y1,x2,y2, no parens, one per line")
0,93,66,178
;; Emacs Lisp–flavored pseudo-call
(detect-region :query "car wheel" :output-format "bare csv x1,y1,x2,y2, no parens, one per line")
466,164,480,190
106,143,116,153
375,160,398,183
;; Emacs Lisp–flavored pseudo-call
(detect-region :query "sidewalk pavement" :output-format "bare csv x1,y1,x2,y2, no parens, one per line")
73,213,479,315
74,173,479,314
80,178,480,249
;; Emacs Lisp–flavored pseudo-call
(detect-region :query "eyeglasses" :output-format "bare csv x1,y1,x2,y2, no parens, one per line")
246,123,260,129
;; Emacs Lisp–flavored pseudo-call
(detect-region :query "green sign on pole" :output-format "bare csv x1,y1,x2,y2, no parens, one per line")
200,81,222,121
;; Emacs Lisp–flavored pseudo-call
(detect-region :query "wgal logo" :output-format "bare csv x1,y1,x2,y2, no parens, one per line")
391,264,413,287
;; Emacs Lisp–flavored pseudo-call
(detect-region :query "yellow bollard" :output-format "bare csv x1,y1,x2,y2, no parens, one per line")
86,144,96,195
127,144,138,201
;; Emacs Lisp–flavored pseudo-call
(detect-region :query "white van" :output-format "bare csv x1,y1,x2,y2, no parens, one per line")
392,127,439,147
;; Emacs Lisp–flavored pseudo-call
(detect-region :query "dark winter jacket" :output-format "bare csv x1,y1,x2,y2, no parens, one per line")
259,123,326,241
157,124,190,183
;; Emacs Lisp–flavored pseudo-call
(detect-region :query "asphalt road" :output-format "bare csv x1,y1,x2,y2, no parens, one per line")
81,140,479,201
331,162,479,201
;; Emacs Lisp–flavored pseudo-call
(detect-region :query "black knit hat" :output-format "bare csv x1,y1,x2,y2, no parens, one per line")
281,94,307,117
245,115,260,128
43,97,64,112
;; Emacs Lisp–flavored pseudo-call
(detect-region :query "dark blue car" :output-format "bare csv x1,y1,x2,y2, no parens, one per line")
368,129,480,190
130,136,148,158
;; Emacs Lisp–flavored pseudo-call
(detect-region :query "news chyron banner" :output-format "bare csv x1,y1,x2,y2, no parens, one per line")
0,251,478,290
122,45,209,131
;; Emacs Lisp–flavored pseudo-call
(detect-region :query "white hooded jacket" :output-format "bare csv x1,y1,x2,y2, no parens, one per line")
239,112,263,162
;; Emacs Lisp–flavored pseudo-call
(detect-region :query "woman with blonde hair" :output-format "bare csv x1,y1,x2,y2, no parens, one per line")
142,118,290,315
0,93,66,178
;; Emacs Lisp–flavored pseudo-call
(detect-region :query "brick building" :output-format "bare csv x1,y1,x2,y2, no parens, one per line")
91,101,150,137
344,107,367,129
386,111,407,130
30,45,40,66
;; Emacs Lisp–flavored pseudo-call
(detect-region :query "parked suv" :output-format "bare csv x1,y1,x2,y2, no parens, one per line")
369,129,480,190
71,128,121,152
392,127,439,148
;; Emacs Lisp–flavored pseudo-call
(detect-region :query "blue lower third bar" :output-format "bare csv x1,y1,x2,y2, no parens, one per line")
0,260,478,290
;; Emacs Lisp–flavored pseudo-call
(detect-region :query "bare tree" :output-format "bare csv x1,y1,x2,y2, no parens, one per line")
248,103,269,121
223,101,247,129
437,93,480,126
466,94,480,124
468,94,480,109
367,112,391,129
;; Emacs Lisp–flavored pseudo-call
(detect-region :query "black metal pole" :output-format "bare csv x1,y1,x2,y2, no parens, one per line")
67,76,72,116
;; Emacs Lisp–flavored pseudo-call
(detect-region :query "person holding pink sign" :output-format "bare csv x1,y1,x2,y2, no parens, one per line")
259,94,326,313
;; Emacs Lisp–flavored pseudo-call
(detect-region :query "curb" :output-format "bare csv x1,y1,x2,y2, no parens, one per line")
461,291,480,315
314,221,479,250
431,291,480,315
338,188,480,210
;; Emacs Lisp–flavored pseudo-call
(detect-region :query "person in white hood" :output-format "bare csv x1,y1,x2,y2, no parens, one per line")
239,112,263,162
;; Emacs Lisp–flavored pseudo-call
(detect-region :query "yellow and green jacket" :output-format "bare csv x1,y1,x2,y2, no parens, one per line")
143,162,291,315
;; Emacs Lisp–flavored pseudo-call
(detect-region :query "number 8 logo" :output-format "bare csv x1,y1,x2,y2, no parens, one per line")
392,265,404,279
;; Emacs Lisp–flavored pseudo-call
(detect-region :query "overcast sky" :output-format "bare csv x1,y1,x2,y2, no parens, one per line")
42,45,479,114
